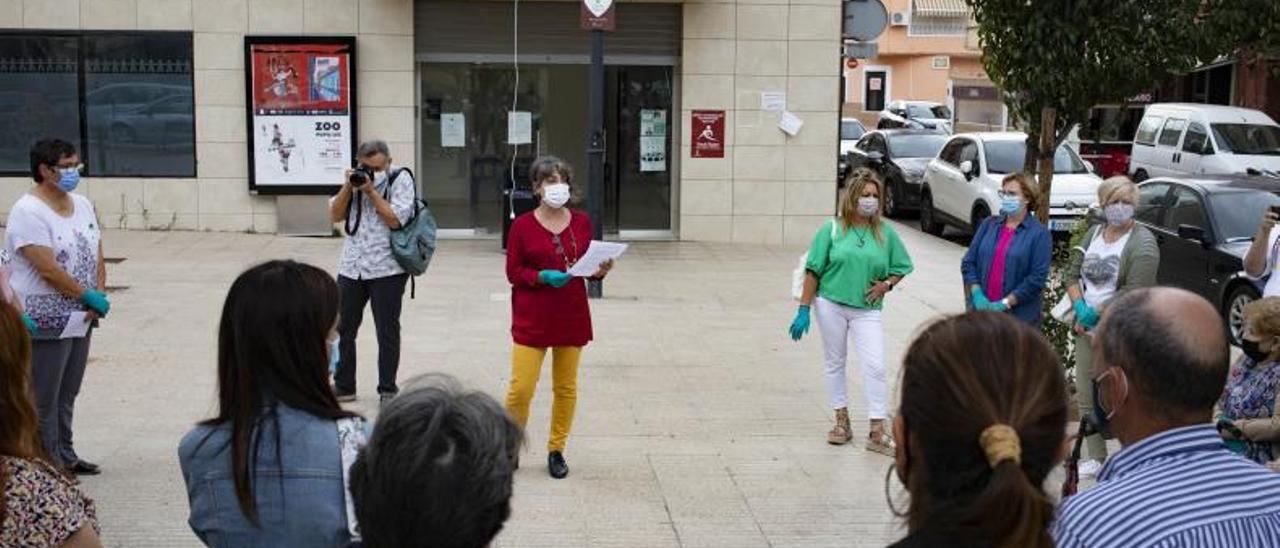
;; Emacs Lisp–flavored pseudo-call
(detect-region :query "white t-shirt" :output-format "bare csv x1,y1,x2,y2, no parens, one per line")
1259,226,1280,297
2,193,100,338
1082,229,1131,309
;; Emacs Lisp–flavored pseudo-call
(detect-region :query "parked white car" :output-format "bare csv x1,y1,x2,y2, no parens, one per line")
920,132,1103,236
877,100,953,134
1130,103,1280,180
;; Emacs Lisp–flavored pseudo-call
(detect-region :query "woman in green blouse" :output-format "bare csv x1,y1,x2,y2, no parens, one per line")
790,168,914,454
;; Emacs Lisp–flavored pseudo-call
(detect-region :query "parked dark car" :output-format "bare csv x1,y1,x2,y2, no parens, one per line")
1135,175,1280,344
843,130,949,217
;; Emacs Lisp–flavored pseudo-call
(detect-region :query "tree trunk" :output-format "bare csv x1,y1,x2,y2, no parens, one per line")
1036,106,1057,223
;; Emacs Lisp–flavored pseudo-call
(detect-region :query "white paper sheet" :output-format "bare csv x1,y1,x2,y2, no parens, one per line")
508,111,532,145
441,113,465,148
761,92,786,111
778,111,805,136
60,311,91,339
567,241,629,277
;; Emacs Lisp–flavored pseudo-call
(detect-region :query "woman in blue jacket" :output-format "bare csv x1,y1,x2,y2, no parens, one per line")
961,173,1053,325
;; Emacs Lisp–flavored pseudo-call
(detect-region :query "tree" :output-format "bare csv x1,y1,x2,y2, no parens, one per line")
964,0,1210,221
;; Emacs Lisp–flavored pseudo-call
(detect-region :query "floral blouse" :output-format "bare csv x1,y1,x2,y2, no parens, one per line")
1,457,99,547
1219,357,1280,464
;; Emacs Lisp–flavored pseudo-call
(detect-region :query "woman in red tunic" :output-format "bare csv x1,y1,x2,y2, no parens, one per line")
504,156,612,479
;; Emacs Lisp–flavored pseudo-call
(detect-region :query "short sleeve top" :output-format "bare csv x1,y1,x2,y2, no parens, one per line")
0,457,99,547
2,193,101,339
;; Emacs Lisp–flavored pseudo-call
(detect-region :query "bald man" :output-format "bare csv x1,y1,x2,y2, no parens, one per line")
1053,287,1280,547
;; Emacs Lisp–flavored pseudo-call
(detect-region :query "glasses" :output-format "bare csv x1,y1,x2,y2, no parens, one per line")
998,191,1021,200
56,163,84,173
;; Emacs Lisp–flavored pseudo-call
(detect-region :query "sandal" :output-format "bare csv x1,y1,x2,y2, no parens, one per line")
828,408,853,445
866,421,897,457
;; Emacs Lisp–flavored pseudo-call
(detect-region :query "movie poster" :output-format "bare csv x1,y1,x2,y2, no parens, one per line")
246,38,355,194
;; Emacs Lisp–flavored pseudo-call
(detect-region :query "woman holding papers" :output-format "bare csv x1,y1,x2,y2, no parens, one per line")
504,156,612,479
3,139,108,476
790,168,913,455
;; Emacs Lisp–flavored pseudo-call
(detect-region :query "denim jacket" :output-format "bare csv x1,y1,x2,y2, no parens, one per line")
178,404,362,548
961,214,1053,324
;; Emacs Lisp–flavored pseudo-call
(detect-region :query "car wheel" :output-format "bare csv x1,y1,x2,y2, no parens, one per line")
1133,169,1149,183
970,203,991,235
1226,284,1261,346
919,190,944,236
883,181,900,218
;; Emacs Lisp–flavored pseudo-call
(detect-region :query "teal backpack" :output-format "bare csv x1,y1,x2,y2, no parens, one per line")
383,168,437,296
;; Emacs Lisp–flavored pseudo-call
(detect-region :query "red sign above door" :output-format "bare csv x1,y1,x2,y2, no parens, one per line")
691,110,726,158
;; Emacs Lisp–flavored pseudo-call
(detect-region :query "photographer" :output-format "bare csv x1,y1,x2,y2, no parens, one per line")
328,140,415,405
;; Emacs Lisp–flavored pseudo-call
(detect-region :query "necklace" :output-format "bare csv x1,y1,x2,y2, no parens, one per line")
551,227,579,269
850,226,871,248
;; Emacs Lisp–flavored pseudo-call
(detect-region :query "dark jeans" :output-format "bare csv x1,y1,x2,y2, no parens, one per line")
336,274,408,395
31,332,92,467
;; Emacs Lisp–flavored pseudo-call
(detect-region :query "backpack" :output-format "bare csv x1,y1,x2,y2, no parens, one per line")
383,168,438,295
791,219,839,300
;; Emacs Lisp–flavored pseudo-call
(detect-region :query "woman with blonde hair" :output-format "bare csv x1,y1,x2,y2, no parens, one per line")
791,168,914,453
1064,175,1159,477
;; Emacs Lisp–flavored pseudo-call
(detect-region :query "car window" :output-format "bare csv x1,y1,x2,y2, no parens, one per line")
887,133,948,159
856,134,874,150
958,141,979,167
1081,106,1145,143
1158,118,1187,147
1163,186,1207,232
1211,191,1280,242
983,141,1088,174
938,139,965,165
1134,116,1164,145
1182,122,1209,154
907,104,951,119
1210,123,1280,155
841,120,866,140
1136,183,1171,225
869,134,888,155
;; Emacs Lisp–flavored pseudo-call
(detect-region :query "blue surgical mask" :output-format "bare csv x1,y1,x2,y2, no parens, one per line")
1000,196,1022,215
328,338,340,377
57,167,80,193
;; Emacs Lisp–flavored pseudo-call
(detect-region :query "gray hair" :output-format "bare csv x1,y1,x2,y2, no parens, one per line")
528,155,573,185
356,139,390,159
1097,175,1139,206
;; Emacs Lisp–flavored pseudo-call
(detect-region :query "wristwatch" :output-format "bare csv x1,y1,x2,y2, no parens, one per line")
1001,297,1012,309
883,279,895,291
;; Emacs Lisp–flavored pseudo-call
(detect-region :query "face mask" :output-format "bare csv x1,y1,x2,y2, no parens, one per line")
857,197,879,217
1242,339,1271,363
542,183,571,209
57,167,80,193
1104,203,1134,225
1090,368,1126,433
1000,196,1023,215
328,338,340,377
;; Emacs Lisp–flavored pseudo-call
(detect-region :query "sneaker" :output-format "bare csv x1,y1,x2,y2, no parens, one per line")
548,451,569,479
335,391,356,403
1078,459,1104,479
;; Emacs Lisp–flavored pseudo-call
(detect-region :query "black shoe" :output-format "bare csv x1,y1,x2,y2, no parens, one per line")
548,451,569,479
69,460,100,476
379,392,397,408
335,391,357,403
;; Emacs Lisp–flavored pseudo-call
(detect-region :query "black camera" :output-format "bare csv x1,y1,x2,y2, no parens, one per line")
349,164,375,186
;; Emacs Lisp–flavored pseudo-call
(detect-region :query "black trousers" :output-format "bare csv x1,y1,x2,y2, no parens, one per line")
336,274,408,395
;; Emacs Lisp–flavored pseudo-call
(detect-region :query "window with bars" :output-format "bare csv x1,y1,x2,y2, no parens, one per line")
0,32,194,177
909,15,968,36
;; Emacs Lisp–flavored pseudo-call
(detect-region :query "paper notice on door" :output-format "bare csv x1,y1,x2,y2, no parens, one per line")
761,92,786,111
60,311,91,339
779,111,805,136
567,241,629,277
640,109,667,172
440,113,465,148
508,111,532,145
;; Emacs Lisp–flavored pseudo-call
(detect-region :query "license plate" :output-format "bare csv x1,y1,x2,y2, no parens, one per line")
1049,219,1078,232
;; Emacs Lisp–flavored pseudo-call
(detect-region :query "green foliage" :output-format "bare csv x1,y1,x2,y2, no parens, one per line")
1200,0,1280,60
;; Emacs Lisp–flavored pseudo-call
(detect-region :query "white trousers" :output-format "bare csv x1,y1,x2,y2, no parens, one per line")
815,296,887,419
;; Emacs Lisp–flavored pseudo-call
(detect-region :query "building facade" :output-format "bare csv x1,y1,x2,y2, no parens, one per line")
0,0,845,245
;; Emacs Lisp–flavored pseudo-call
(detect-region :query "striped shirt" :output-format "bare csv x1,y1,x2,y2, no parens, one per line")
1053,424,1280,547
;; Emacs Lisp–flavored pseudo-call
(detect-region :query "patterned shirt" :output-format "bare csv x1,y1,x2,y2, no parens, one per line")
1053,425,1280,547
332,167,415,281
3,193,100,339
1220,357,1280,464
1,457,99,547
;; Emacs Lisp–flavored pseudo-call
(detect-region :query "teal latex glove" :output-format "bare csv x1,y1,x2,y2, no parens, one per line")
537,270,572,288
789,305,811,341
21,313,37,334
1073,299,1099,329
80,289,110,317
991,299,1009,312
970,286,992,311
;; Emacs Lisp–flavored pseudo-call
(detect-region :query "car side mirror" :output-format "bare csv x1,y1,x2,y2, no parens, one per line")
959,160,975,178
1177,224,1207,245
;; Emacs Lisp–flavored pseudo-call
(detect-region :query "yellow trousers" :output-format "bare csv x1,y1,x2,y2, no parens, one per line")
505,344,581,453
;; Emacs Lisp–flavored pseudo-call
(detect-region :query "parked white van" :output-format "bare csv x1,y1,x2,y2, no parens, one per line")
1130,103,1280,180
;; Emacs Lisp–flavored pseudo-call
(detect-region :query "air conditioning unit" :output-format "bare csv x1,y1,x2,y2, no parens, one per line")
890,11,910,26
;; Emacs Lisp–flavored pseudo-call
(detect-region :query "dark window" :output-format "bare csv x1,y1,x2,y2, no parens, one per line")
906,103,951,120
868,134,888,155
1081,106,1145,143
1134,115,1164,146
1158,118,1187,147
939,138,965,165
1210,123,1280,155
0,31,194,177
983,141,1088,174
1211,190,1280,242
840,119,866,140
958,140,979,167
887,133,948,159
1136,183,1170,225
1163,187,1207,233
1182,122,1209,154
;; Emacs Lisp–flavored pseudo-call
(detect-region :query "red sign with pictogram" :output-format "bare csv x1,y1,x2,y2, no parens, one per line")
581,0,616,31
691,110,725,158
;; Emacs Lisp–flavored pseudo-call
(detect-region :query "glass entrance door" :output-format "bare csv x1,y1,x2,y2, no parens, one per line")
418,62,673,235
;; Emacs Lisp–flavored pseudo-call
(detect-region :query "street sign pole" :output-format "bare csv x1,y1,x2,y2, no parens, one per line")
582,0,614,299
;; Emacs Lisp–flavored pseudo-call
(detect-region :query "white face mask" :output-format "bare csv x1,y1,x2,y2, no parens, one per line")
857,197,879,217
542,183,571,209
1105,203,1134,225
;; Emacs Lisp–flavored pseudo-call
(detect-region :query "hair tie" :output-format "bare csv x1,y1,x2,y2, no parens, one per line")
979,424,1021,469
